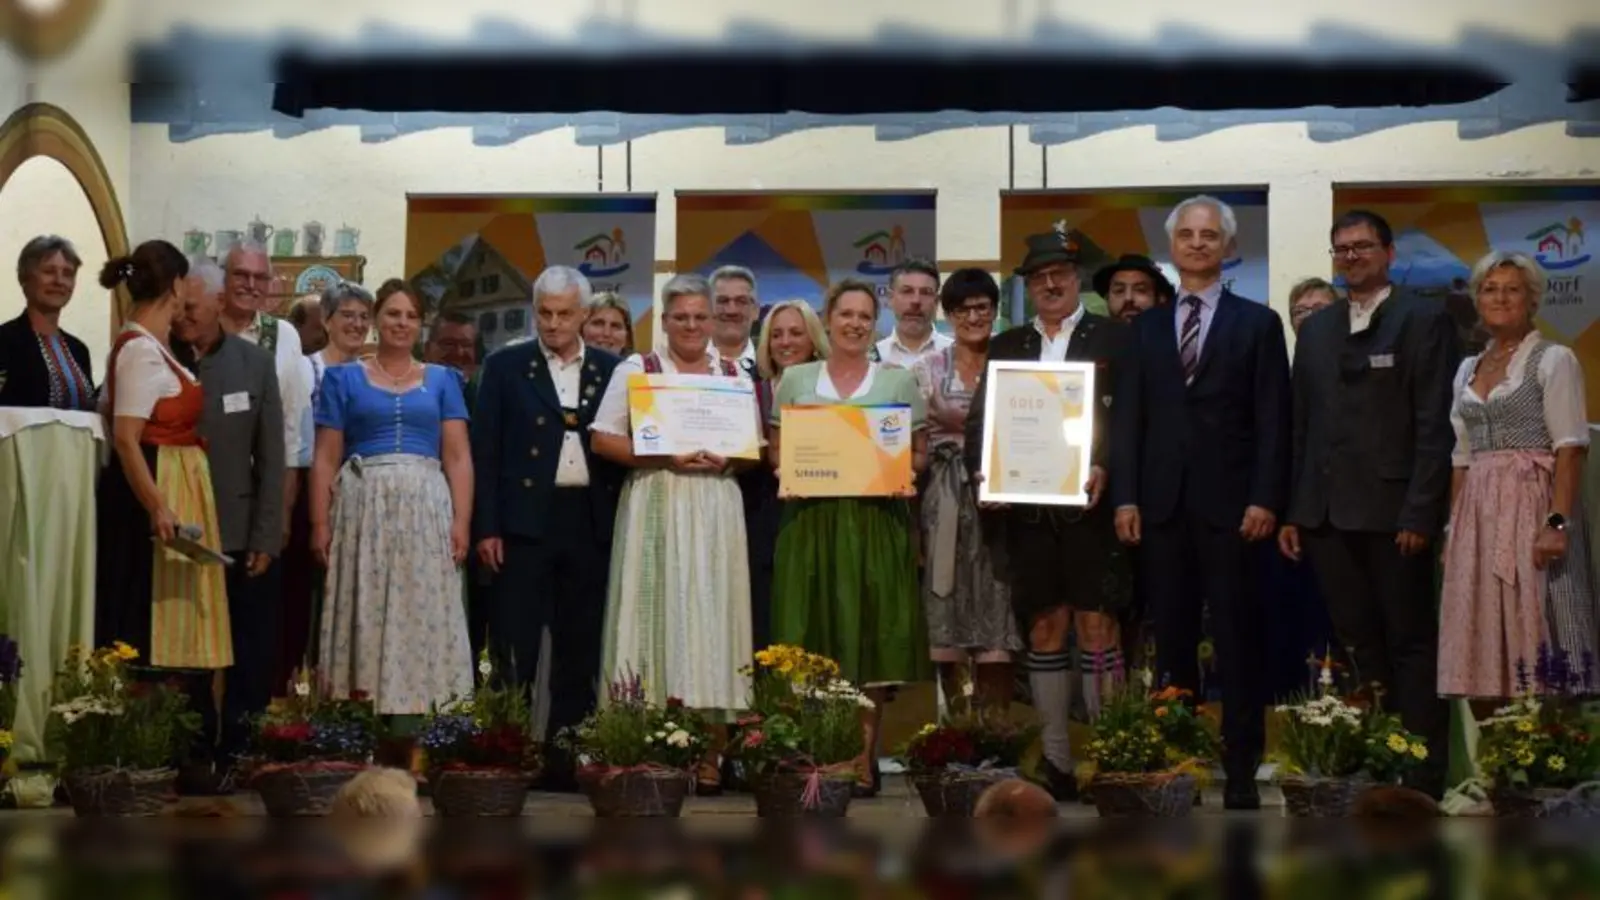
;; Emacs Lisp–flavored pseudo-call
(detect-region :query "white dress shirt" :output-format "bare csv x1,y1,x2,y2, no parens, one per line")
876,329,952,369
542,338,592,487
1034,304,1087,362
240,314,313,468
1349,285,1392,335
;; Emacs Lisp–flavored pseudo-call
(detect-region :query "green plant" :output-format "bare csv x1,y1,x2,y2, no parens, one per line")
1085,684,1217,776
249,667,380,767
45,642,200,771
559,670,709,771
1273,692,1370,778
728,645,868,775
1477,694,1600,790
419,650,538,771
1361,706,1429,784
900,672,1037,772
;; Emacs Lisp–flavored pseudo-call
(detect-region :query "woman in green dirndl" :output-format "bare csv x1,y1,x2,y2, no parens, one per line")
768,278,931,796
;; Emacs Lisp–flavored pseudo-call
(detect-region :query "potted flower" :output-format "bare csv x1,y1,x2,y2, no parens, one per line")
727,645,871,817
1477,694,1600,817
418,650,540,816
246,668,380,816
900,674,1039,816
45,642,199,816
559,670,708,817
0,634,20,775
1081,681,1217,817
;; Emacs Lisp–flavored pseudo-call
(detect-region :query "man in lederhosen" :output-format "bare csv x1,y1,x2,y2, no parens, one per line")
966,230,1131,800
472,265,624,791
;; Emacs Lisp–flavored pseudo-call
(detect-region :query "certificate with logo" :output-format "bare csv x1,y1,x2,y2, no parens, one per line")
627,373,761,460
978,361,1096,506
778,403,913,498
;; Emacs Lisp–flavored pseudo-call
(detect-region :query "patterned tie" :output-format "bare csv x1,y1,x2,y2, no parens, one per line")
1179,295,1202,384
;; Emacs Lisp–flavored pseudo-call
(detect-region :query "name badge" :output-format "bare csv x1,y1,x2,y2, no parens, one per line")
222,391,251,414
1370,354,1395,369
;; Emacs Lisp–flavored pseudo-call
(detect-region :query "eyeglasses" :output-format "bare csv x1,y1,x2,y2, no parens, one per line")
1329,242,1381,258
949,305,996,321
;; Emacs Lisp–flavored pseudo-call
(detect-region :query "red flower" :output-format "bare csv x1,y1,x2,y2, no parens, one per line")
736,714,764,727
743,730,767,749
264,722,312,743
349,689,371,702
666,696,684,710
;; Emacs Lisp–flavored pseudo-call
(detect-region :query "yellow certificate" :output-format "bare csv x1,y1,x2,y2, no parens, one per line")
978,361,1095,506
778,403,913,498
627,373,761,460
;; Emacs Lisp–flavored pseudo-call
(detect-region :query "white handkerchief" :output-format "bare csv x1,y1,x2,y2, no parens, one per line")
1370,354,1395,369
222,391,251,413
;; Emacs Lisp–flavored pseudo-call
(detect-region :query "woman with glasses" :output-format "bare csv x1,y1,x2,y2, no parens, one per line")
310,282,376,404
912,270,1022,713
589,273,758,794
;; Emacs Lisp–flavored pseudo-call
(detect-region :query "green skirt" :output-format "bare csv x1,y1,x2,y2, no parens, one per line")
771,498,931,686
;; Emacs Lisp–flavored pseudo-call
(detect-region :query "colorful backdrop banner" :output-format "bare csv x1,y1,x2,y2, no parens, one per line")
406,193,657,354
999,189,1270,322
675,191,937,333
1333,184,1599,418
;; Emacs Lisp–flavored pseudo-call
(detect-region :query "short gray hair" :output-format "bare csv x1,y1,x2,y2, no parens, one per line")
662,273,711,313
320,281,375,320
188,255,226,297
224,239,272,269
532,265,592,306
1164,194,1239,244
1470,251,1546,310
709,265,757,297
17,234,82,283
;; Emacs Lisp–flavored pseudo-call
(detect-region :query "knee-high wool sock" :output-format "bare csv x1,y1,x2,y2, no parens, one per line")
1027,650,1075,771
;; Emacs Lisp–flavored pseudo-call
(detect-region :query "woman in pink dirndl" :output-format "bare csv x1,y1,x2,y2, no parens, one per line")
1439,251,1598,706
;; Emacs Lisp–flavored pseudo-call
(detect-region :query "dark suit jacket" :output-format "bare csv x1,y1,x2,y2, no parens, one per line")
1110,290,1291,529
1287,290,1460,536
965,313,1128,478
471,341,624,545
176,334,286,555
0,313,94,408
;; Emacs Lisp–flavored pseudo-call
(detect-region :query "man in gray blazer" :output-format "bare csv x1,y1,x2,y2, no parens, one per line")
174,257,286,775
1279,210,1459,797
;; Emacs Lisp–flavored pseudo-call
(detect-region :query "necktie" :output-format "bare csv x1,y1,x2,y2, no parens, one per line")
1179,296,1202,384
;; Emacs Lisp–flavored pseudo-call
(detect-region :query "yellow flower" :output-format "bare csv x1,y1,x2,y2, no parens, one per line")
1517,750,1537,767
0,730,12,749
1386,733,1409,753
754,649,775,667
1515,719,1535,733
1409,743,1428,761
1548,755,1567,772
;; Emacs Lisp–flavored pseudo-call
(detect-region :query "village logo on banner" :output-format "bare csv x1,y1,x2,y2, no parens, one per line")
575,227,632,280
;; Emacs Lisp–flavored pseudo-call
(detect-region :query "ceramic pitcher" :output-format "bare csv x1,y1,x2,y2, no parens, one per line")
303,221,325,256
182,230,211,257
333,225,360,256
272,229,298,258
247,216,274,245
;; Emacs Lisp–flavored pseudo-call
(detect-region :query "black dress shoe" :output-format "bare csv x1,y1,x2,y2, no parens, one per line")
1223,779,1261,811
1036,760,1079,803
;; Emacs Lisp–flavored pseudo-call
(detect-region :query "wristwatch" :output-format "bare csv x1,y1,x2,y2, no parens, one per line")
1546,513,1568,532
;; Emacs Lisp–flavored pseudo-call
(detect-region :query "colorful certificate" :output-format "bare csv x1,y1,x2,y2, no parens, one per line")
978,361,1096,506
627,373,761,460
778,403,913,498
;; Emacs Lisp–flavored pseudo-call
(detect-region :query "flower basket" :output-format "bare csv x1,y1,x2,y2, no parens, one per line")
1090,771,1196,818
1279,774,1374,818
253,762,366,817
910,767,1014,817
579,765,693,817
429,768,533,817
750,768,855,817
63,766,175,817
1490,785,1570,818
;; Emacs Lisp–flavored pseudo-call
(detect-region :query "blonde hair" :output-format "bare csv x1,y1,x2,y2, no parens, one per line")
585,290,635,352
329,767,421,818
1469,250,1546,312
755,299,829,379
822,277,880,322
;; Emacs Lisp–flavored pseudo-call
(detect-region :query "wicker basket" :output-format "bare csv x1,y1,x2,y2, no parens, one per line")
1090,772,1196,818
750,770,855,817
253,764,365,817
430,769,532,817
910,768,1012,817
1491,785,1569,818
1279,775,1373,817
63,767,175,817
580,767,693,817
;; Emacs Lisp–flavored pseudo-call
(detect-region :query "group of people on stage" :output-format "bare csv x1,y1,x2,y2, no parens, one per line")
3,192,1594,806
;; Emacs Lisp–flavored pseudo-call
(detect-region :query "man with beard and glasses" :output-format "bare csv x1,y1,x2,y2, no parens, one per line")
710,265,760,374
876,258,952,369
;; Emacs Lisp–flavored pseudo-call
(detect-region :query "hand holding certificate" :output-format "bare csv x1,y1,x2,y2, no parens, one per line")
778,403,914,498
978,361,1096,506
627,373,761,460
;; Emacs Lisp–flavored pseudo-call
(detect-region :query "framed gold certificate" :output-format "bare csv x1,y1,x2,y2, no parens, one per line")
978,361,1095,506
778,403,913,498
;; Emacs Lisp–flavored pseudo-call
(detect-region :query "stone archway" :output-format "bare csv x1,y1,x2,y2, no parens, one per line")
0,0,102,60
0,101,131,324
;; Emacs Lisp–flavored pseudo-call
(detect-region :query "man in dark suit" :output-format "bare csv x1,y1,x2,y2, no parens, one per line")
472,265,624,791
966,231,1130,800
1279,210,1458,796
172,266,286,775
1111,195,1291,810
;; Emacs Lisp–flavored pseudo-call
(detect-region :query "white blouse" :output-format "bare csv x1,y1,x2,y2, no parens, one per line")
1449,333,1589,467
106,324,197,420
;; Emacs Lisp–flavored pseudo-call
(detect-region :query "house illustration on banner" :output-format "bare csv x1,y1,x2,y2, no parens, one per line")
575,228,630,278
853,224,907,275
1527,218,1590,271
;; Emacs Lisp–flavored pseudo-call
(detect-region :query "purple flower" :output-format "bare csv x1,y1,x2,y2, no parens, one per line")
0,636,21,684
